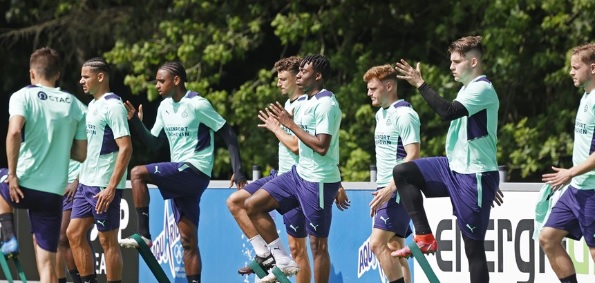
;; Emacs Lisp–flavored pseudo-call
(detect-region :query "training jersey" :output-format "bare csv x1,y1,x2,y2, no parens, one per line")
151,91,226,177
375,100,421,187
446,75,499,173
278,95,307,174
295,90,342,183
67,160,81,183
79,93,130,189
8,84,87,195
571,90,595,189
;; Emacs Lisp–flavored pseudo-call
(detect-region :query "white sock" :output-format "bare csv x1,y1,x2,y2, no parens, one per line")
268,238,292,261
249,235,270,257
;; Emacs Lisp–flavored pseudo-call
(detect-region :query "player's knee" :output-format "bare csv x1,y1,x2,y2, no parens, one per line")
65,226,80,244
288,239,306,259
180,234,197,252
369,236,385,255
130,165,146,180
58,233,70,249
393,163,410,183
308,237,328,256
226,192,245,212
538,232,553,250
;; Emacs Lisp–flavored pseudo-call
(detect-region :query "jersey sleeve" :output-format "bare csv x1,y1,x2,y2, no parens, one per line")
74,101,88,140
8,90,28,119
106,101,131,139
195,98,226,131
454,82,497,116
150,105,165,137
314,98,339,135
395,110,421,146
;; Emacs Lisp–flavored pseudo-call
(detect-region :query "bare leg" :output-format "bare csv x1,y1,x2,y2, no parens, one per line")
309,235,330,283
178,217,201,276
370,228,404,281
98,229,122,281
67,217,96,277
540,227,576,279
244,189,281,243
227,189,259,238
288,235,311,283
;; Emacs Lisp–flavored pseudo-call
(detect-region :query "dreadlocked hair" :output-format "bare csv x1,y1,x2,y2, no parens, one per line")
300,54,332,81
159,61,187,82
83,57,111,75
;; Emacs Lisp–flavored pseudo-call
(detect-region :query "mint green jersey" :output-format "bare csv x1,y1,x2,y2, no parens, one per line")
79,93,130,189
295,90,342,183
67,160,81,183
8,85,87,195
375,100,421,187
571,90,595,189
151,91,226,176
277,95,307,174
446,76,499,173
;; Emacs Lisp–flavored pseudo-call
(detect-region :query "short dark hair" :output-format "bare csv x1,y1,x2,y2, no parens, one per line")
159,61,187,82
448,36,483,58
571,43,595,64
83,57,111,76
30,47,62,79
300,54,332,81
274,56,301,74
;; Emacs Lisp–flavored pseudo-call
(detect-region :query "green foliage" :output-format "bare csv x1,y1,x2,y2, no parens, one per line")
2,0,595,181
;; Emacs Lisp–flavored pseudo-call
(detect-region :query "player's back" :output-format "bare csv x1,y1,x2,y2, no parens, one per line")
9,84,87,195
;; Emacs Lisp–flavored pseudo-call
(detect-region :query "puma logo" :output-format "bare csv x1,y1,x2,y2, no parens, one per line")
289,225,299,232
309,222,319,231
96,220,106,227
154,166,161,174
380,216,389,224
466,224,476,233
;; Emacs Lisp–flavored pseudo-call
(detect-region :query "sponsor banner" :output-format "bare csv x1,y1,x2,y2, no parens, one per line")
414,191,595,283
140,184,411,282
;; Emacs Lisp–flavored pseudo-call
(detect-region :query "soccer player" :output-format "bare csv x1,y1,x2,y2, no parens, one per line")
226,56,313,281
366,64,420,283
244,54,342,283
67,57,132,283
540,43,595,283
57,160,85,283
0,47,87,282
120,61,247,283
392,36,500,283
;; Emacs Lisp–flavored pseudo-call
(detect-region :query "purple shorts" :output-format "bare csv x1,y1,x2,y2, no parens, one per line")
544,186,595,246
245,170,307,238
412,157,499,240
71,184,123,232
262,166,340,238
244,170,278,194
373,188,412,238
0,169,62,252
146,162,210,227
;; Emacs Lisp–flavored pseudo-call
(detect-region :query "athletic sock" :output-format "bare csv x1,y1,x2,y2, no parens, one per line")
268,238,291,261
80,274,97,283
69,268,83,283
249,235,269,257
560,274,578,283
58,278,67,283
0,213,15,241
107,281,121,283
136,207,151,238
187,274,201,283
390,278,405,283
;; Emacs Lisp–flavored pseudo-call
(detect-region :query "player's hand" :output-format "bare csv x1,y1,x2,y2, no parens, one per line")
335,184,350,211
6,174,24,203
258,108,282,133
230,173,248,190
94,187,115,214
64,179,79,203
395,59,425,88
124,101,143,121
491,189,504,207
267,101,294,128
542,166,573,191
369,186,393,217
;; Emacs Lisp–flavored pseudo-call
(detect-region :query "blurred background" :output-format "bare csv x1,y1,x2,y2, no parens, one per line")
1,0,594,182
